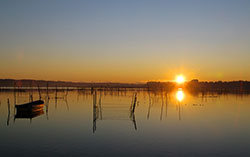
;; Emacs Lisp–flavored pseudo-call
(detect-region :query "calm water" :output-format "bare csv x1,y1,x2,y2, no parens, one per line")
0,89,250,156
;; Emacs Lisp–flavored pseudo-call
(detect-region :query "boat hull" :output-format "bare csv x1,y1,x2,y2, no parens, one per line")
15,100,44,116
15,100,44,109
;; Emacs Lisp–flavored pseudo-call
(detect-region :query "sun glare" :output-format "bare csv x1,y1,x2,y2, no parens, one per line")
176,75,185,84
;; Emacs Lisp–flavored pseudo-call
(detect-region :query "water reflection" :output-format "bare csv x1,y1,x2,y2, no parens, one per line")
176,88,184,120
2,88,231,127
1,89,250,156
93,91,137,133
176,88,184,102
147,90,185,121
15,109,44,120
3,89,193,127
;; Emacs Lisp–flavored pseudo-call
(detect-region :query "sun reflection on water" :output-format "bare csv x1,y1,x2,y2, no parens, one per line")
176,88,184,102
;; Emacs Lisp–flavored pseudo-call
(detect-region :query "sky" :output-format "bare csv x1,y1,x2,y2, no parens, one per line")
0,0,250,82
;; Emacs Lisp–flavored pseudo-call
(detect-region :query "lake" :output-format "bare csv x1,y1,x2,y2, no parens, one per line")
0,89,250,156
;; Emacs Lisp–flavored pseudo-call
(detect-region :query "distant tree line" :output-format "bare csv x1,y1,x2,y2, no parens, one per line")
186,79,250,93
1,79,250,93
147,79,250,93
0,79,146,88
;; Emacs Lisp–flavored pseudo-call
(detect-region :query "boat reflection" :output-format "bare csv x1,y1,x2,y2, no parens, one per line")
14,100,45,122
15,109,44,119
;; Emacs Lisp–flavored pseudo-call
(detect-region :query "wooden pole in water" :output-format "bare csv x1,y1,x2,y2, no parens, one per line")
37,84,41,100
47,82,50,99
131,113,137,130
55,85,58,99
130,93,134,111
93,90,97,133
29,81,33,102
7,98,10,126
14,82,16,105
147,91,152,119
160,92,163,121
46,99,49,120
65,87,69,98
30,95,33,102
98,91,102,120
7,98,10,113
132,93,137,113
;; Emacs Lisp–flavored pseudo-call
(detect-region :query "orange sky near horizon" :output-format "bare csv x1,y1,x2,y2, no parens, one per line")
1,60,249,83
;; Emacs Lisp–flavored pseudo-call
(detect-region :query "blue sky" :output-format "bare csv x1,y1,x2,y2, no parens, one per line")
0,0,250,82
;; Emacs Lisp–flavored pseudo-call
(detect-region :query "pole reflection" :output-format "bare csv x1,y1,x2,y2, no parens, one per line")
93,90,137,133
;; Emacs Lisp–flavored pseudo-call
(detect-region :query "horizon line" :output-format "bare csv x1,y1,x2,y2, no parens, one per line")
1,78,250,84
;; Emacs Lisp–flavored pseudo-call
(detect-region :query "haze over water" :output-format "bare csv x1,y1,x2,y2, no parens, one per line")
0,90,250,156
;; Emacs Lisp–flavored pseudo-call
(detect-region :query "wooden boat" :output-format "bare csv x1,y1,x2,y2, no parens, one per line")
15,100,44,119
15,100,44,112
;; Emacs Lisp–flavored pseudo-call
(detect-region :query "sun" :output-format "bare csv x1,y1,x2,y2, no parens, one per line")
176,75,185,84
